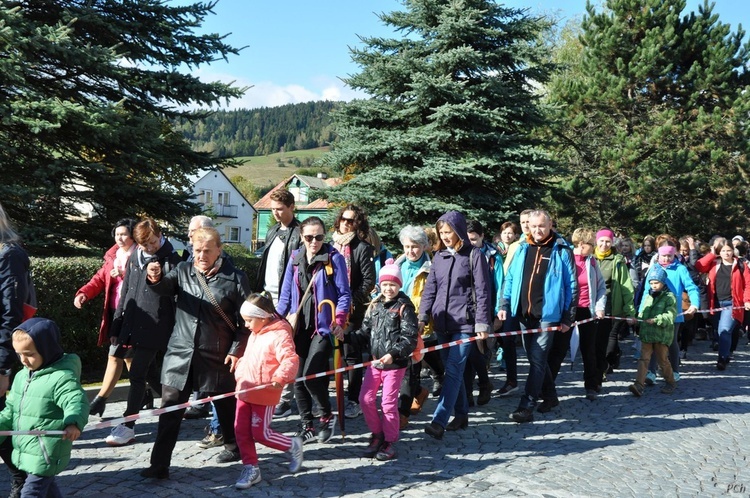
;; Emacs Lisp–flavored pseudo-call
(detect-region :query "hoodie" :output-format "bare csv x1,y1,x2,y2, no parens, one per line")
418,211,491,335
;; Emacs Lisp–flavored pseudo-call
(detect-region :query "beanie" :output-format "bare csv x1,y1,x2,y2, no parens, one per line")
648,265,668,285
379,259,402,288
596,229,615,241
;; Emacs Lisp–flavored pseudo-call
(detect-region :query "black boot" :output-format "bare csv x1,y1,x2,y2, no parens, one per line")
89,395,108,417
477,381,493,406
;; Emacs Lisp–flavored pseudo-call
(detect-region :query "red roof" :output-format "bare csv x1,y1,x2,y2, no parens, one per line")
253,174,341,210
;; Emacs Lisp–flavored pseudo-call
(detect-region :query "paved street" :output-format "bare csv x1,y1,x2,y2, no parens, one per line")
2,334,750,497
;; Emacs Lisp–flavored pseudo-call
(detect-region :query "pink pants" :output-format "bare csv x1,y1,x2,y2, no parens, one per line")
235,401,291,466
359,366,406,443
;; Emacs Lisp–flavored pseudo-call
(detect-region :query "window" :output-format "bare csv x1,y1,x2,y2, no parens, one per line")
217,191,230,205
226,226,240,243
200,189,213,205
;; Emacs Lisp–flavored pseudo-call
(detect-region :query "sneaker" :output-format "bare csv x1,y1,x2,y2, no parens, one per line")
216,449,241,463
536,398,560,413
375,441,397,461
629,382,644,397
317,414,337,443
273,401,292,419
644,372,656,386
673,371,681,381
235,465,261,489
344,400,362,419
294,423,316,445
509,408,534,423
105,424,135,446
287,437,304,473
660,383,676,395
585,389,598,401
363,432,384,458
497,382,518,397
197,433,224,449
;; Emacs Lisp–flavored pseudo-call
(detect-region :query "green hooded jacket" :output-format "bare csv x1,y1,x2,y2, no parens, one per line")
638,290,677,345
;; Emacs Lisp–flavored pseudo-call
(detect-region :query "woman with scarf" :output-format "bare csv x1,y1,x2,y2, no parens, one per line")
496,221,520,259
593,229,636,383
419,211,490,440
74,218,137,417
331,205,376,420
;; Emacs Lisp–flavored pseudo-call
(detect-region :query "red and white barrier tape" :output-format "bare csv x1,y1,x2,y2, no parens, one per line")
4,304,741,436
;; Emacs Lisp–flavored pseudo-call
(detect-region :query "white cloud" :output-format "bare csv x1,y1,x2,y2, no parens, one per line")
190,70,367,110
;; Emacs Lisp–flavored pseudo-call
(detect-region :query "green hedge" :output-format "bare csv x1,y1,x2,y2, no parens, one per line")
29,253,260,383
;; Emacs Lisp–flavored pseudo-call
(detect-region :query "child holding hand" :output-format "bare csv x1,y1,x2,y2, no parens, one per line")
0,318,89,497
350,262,417,461
629,266,677,397
233,294,301,489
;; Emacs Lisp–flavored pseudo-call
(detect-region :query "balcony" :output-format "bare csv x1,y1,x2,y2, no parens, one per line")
205,203,238,218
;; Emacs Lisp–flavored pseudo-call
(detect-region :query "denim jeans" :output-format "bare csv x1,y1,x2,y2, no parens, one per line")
519,319,556,409
209,402,221,435
713,300,737,360
21,474,62,498
431,331,471,428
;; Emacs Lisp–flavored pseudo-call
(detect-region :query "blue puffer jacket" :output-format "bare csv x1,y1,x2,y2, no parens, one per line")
640,260,699,324
418,211,491,335
501,233,577,326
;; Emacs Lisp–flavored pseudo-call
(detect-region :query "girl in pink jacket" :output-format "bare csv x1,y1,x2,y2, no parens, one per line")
233,294,301,490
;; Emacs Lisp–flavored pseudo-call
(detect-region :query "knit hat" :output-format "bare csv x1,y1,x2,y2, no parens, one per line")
658,245,676,256
648,265,668,285
596,229,615,241
379,259,402,288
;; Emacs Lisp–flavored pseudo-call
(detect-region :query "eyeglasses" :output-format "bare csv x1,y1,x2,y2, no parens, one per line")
341,217,356,225
303,234,325,242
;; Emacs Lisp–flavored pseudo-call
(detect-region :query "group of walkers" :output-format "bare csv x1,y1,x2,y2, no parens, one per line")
0,193,748,495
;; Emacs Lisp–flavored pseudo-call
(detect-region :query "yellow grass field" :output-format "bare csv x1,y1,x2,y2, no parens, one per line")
223,146,331,188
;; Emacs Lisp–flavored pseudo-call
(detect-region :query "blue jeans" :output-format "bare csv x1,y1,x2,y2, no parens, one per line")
209,402,221,435
714,300,737,360
431,332,471,428
21,474,62,498
519,319,556,410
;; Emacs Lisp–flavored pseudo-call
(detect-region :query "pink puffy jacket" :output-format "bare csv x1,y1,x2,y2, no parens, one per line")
234,317,299,406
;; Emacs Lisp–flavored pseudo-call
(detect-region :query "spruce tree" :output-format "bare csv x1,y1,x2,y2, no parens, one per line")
0,1,244,253
323,0,554,243
546,0,750,237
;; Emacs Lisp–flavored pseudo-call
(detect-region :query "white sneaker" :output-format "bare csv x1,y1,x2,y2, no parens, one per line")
344,400,362,419
235,465,261,489
288,436,304,473
105,424,135,446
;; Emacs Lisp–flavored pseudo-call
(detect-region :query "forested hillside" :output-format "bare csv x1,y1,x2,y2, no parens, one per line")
175,101,339,157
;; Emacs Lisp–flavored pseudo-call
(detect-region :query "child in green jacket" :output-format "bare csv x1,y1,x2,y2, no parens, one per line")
629,266,677,397
0,318,89,497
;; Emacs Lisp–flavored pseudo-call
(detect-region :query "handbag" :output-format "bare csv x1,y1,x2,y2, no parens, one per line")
196,271,238,332
286,276,315,334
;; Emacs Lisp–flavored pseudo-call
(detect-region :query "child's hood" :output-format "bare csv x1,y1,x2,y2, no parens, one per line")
15,318,64,369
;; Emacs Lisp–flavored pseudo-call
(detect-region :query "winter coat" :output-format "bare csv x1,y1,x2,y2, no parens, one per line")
479,241,504,317
276,244,351,336
75,244,121,347
576,255,607,315
0,354,88,477
0,243,31,369
395,254,433,337
641,260,699,324
350,292,417,370
638,290,677,345
501,233,577,326
150,258,251,393
419,211,491,335
338,236,376,325
695,253,750,323
234,318,299,406
110,241,182,351
598,252,636,318
254,219,302,294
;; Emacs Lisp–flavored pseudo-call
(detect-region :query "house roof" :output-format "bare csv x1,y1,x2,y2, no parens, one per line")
254,174,342,210
193,168,258,213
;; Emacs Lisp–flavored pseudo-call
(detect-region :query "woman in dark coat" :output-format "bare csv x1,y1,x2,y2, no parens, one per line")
139,226,251,480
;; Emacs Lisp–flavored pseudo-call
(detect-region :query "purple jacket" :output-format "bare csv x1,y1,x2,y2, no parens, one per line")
277,244,351,336
418,211,491,335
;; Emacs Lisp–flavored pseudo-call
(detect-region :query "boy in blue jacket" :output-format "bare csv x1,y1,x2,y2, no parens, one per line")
0,318,89,497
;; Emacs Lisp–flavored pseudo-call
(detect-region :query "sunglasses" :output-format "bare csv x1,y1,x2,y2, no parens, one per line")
341,217,356,224
303,234,325,242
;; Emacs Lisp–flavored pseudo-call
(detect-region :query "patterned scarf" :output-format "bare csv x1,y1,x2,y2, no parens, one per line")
332,231,356,283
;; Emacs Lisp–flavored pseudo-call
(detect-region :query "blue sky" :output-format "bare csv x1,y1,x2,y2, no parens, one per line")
186,0,749,110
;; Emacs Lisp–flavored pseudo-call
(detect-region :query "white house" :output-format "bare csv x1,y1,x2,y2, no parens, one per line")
173,168,256,250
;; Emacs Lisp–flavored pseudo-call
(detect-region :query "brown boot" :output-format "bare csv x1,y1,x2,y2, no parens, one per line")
410,387,429,415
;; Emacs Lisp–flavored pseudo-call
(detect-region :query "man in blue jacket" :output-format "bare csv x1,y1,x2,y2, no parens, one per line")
499,210,577,423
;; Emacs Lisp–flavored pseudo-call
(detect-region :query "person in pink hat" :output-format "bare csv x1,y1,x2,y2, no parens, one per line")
347,260,417,461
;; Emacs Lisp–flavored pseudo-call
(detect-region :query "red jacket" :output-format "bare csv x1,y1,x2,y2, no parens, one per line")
75,245,121,346
695,253,750,322
234,317,299,406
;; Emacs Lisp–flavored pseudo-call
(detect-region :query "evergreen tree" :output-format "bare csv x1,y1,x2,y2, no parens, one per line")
0,0,244,253
546,0,750,237
322,0,555,243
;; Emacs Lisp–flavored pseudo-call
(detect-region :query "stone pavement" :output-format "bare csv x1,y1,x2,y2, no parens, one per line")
3,334,750,497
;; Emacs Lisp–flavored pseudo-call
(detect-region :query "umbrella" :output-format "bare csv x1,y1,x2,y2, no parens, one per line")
318,299,345,441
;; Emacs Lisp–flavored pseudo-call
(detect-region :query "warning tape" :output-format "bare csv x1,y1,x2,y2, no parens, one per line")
3,304,742,436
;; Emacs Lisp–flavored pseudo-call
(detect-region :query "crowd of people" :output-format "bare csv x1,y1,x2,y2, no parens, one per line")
0,194,748,494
